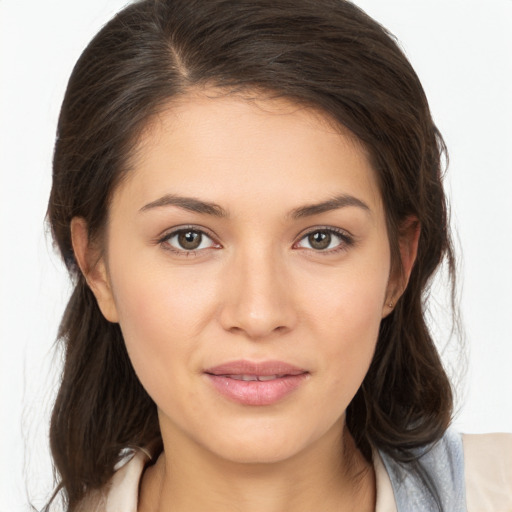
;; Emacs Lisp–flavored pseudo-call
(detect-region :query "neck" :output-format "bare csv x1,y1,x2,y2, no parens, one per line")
139,422,375,512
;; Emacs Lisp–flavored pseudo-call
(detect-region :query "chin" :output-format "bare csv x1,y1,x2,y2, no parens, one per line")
199,425,324,466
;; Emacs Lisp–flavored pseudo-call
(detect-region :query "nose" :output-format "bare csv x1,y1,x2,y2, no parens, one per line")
219,246,298,340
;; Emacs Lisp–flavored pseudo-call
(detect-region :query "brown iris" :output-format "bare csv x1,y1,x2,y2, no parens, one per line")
308,231,331,250
178,230,202,250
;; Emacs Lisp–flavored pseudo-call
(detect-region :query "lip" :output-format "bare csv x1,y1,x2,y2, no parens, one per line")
204,360,309,406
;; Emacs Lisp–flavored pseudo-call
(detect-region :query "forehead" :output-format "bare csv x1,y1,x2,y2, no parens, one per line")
116,91,383,217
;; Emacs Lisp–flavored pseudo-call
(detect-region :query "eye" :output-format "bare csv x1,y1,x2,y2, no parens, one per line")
295,228,353,252
160,228,218,253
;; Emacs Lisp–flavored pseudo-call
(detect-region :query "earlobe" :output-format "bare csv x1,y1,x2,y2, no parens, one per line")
70,217,119,323
383,216,421,316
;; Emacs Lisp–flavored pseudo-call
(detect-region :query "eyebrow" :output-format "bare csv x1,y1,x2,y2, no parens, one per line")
289,194,370,219
139,194,228,217
139,193,370,218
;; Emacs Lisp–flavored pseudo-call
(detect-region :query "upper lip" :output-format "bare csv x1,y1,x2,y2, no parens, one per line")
204,360,308,377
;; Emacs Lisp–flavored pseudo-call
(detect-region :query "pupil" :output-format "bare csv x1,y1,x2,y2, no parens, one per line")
178,231,201,250
309,231,331,250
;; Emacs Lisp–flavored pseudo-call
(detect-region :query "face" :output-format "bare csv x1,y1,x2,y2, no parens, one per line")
82,92,399,465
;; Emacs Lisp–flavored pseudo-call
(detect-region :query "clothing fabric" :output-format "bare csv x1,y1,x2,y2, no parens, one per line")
378,429,466,511
78,431,512,512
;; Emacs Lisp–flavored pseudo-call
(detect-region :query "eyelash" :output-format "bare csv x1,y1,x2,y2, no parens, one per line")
157,226,354,256
294,227,355,254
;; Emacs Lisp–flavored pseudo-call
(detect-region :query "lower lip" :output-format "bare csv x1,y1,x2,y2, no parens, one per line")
205,374,308,406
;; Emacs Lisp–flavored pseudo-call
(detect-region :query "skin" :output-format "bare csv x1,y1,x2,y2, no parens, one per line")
72,92,419,512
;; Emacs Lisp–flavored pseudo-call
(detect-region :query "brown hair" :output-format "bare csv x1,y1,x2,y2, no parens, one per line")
47,0,455,508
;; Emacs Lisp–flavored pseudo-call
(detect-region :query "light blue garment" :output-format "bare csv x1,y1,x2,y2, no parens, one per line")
378,430,467,512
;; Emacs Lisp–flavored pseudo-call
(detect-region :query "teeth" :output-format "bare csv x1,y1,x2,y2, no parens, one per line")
226,374,281,381
257,375,280,381
227,374,258,381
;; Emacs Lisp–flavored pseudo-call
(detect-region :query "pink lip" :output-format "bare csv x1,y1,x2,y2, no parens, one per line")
204,360,309,406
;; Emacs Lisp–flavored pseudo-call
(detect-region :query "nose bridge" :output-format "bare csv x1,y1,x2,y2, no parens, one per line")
219,241,296,338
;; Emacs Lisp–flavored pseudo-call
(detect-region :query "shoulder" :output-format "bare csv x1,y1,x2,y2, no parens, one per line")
462,432,512,512
75,449,149,512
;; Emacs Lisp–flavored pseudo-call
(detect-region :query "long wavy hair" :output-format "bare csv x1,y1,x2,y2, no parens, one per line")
46,0,456,509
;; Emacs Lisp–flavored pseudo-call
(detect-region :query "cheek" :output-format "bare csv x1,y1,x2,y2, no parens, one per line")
305,254,389,336
110,240,215,330
326,288,382,379
303,254,390,390
107,251,219,393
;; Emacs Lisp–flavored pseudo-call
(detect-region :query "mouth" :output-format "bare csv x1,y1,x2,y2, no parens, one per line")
204,360,309,406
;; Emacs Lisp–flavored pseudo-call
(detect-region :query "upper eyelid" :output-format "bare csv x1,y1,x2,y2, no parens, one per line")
158,225,218,242
296,226,353,240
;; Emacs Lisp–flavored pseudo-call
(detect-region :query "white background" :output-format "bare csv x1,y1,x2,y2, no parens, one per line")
1,0,511,509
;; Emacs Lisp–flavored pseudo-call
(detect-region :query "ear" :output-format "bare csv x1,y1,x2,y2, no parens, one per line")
70,217,119,323
383,216,420,316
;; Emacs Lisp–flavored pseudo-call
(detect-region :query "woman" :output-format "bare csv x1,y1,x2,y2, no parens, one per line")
45,0,511,510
